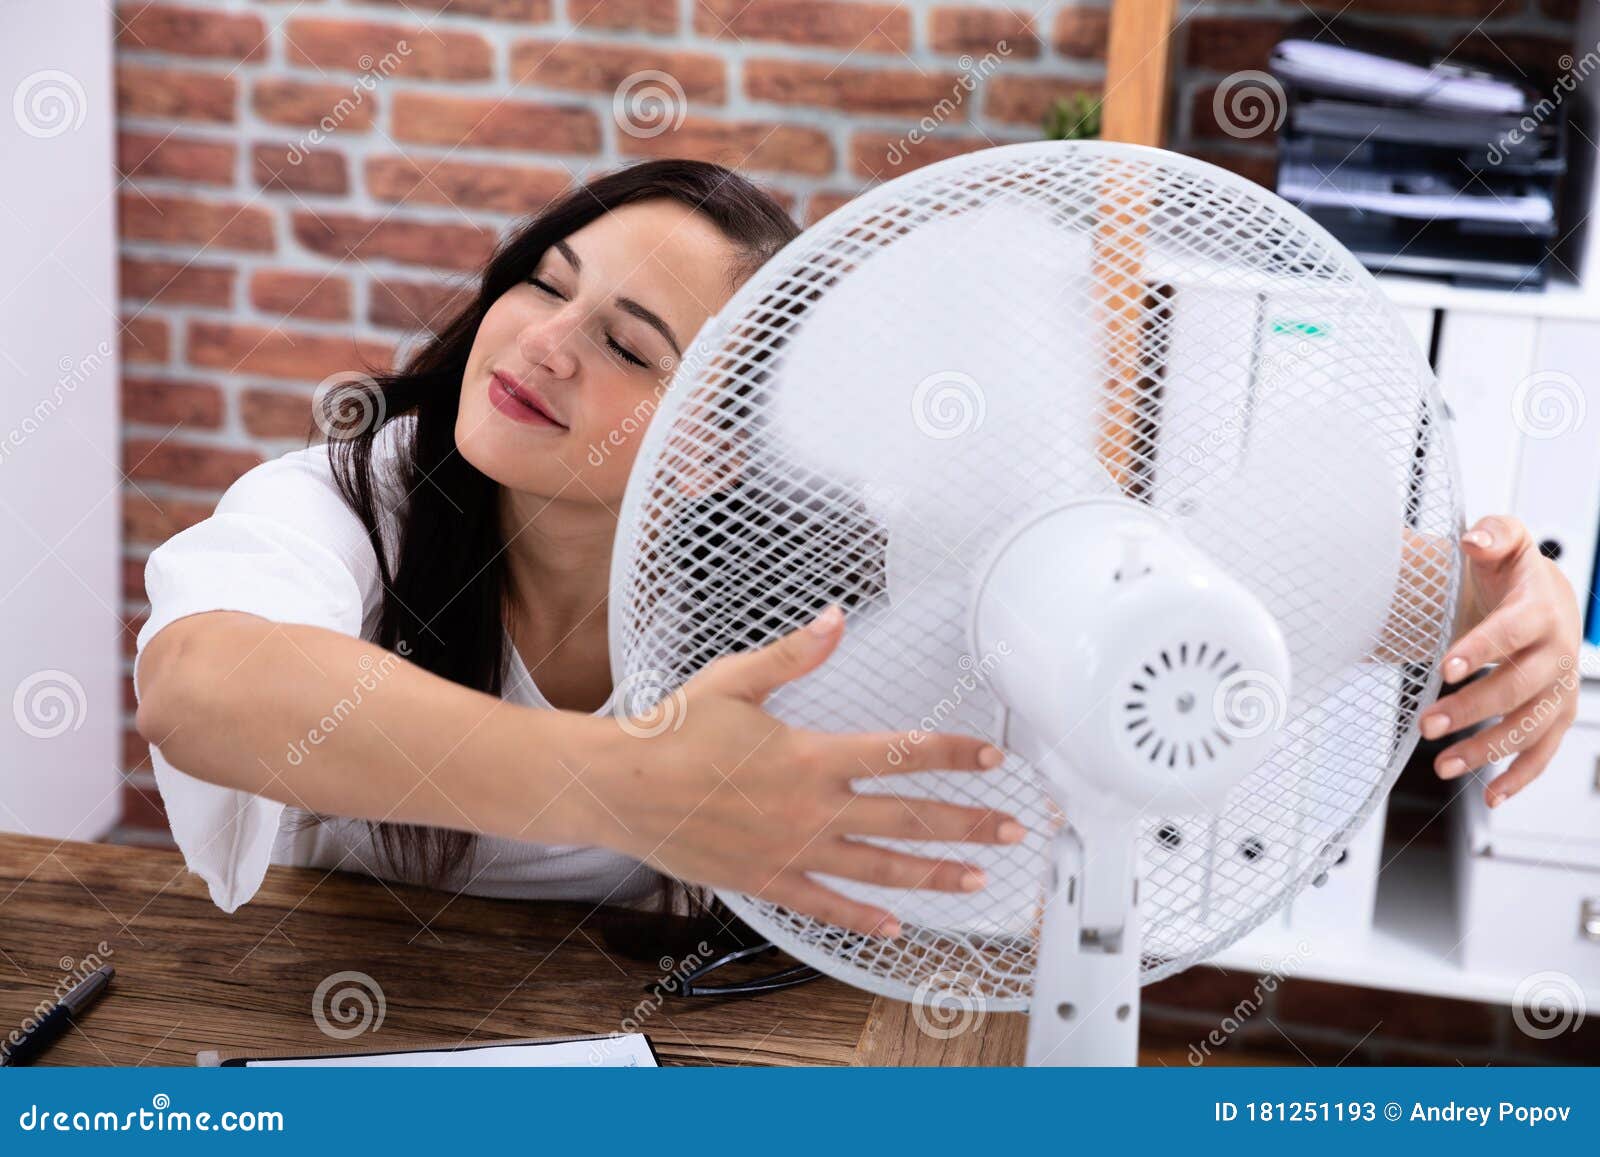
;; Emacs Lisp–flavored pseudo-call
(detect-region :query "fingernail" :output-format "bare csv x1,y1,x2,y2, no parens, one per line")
960,869,986,892
1444,656,1468,681
1420,713,1451,739
1487,791,1504,809
807,604,842,635
1463,530,1491,549
978,744,1004,769
875,917,902,939
997,820,1026,844
1437,757,1467,779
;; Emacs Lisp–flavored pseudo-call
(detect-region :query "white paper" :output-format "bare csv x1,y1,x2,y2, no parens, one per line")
245,1033,656,1068
1275,39,1525,115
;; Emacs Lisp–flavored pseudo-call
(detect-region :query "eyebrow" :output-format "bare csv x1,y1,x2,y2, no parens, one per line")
553,239,682,358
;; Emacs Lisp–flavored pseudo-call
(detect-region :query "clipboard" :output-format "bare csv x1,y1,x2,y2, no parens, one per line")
197,1032,660,1068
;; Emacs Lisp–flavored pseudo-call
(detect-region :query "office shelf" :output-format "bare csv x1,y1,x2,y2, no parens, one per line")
1206,836,1600,1009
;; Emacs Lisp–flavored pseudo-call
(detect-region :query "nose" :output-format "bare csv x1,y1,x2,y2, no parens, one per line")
517,308,579,379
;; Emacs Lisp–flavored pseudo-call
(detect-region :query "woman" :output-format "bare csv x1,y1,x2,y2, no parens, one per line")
134,159,1580,941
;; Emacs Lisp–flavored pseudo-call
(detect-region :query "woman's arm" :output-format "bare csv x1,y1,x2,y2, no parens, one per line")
136,606,1023,937
135,611,601,845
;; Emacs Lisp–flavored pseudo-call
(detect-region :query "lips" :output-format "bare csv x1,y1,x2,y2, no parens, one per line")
489,370,566,429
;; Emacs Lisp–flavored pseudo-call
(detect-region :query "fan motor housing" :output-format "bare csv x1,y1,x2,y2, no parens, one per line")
971,498,1293,814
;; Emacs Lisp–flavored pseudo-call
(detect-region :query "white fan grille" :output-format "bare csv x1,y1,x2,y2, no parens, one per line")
609,141,1462,1009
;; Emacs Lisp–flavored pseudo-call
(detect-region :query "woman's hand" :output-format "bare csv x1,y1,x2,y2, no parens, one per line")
1420,515,1582,808
584,605,1023,937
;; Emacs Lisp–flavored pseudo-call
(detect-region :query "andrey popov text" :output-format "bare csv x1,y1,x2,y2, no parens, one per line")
1214,1101,1573,1126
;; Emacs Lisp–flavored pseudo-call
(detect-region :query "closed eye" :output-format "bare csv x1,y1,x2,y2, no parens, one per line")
528,274,650,369
606,337,649,368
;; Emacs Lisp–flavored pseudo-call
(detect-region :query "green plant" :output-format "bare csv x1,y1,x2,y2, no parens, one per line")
1044,92,1103,141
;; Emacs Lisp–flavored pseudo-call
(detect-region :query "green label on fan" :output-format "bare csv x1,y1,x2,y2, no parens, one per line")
1270,320,1327,337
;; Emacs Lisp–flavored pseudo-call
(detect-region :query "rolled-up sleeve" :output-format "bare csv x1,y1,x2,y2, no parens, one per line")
133,442,387,913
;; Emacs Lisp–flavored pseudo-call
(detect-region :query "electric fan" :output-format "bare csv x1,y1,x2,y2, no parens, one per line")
609,141,1462,1066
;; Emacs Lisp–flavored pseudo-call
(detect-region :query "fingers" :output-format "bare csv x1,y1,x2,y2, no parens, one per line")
1439,598,1551,683
842,794,1026,845
691,604,844,704
758,873,901,938
822,839,988,894
1423,652,1545,737
1483,728,1563,808
1461,515,1532,573
1434,707,1556,781
822,728,1005,779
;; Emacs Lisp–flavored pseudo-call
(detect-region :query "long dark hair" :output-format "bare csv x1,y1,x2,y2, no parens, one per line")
325,160,800,899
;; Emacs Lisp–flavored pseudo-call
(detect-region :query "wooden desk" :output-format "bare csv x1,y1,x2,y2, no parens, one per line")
0,834,1038,1066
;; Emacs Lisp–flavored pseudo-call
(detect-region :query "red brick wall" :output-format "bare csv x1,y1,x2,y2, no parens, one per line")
111,0,1590,1064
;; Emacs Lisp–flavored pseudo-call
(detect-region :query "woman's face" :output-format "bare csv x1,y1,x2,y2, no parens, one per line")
456,200,741,503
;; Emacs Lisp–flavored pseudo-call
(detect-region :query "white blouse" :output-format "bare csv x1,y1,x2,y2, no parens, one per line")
132,416,659,914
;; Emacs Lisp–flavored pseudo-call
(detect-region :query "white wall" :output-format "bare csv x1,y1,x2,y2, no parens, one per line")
0,2,120,839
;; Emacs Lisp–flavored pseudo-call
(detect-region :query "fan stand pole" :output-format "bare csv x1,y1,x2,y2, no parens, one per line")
1024,778,1143,1066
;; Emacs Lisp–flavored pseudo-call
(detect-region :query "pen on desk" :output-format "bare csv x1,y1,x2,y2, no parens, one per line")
0,963,114,1066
